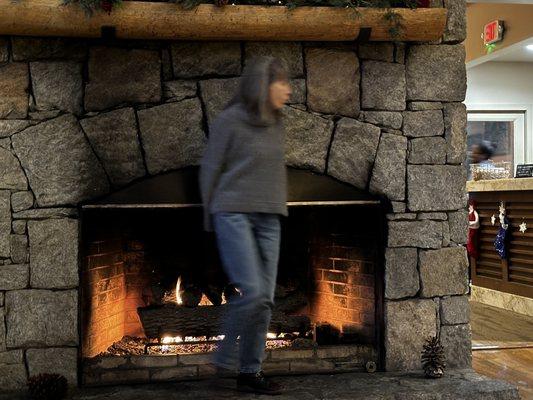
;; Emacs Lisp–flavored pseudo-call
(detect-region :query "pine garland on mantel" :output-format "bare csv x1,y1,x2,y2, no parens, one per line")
61,0,428,16
59,0,431,38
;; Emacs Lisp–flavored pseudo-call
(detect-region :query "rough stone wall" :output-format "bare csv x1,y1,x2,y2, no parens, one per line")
0,0,468,389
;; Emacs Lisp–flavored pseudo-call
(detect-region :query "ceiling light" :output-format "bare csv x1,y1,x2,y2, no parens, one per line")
526,44,533,51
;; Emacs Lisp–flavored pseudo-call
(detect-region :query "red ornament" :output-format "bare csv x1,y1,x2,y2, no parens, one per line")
101,0,113,14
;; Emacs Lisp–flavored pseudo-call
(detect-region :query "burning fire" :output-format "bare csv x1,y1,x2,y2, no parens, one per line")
175,277,222,306
163,278,280,353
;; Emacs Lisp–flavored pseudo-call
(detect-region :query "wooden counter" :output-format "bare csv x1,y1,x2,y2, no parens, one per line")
467,177,533,192
467,179,533,299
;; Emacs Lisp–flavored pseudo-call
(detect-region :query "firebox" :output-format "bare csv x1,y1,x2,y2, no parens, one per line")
80,167,385,386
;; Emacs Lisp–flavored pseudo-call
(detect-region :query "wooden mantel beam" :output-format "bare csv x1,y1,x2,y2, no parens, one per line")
0,0,447,42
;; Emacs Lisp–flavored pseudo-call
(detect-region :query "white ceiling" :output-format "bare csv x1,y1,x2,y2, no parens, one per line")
491,39,533,62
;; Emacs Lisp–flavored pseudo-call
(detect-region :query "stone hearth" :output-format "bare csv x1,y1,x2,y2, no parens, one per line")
0,370,522,400
0,2,478,391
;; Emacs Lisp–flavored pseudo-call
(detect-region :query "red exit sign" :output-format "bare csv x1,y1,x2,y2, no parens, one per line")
484,20,504,45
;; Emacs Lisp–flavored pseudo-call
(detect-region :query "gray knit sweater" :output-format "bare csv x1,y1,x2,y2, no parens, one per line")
199,103,288,232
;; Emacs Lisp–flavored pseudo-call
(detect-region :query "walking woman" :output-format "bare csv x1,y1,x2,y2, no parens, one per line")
199,57,292,395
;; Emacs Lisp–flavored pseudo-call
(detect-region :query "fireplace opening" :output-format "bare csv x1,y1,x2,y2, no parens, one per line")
80,168,385,385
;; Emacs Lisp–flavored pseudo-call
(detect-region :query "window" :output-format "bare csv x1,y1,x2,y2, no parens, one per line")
467,112,526,172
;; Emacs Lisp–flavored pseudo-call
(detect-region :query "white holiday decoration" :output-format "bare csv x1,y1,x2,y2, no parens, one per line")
499,201,506,215
491,214,496,226
519,221,528,233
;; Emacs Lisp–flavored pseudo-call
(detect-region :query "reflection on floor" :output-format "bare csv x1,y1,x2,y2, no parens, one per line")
471,300,533,399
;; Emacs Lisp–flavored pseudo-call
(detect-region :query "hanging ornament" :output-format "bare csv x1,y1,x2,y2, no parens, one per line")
467,199,480,260
494,205,509,259
491,214,496,226
519,221,528,234
498,201,506,216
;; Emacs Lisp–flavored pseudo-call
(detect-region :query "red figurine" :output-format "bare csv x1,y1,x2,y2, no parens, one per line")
467,199,480,260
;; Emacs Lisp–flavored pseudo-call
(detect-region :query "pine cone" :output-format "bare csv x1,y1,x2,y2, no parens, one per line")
421,336,446,379
215,0,229,6
28,373,68,400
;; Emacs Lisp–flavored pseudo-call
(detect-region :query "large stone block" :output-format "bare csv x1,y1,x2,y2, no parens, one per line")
11,37,87,61
361,60,406,111
408,137,446,164
388,220,443,249
171,42,241,78
0,147,28,190
385,248,419,300
0,191,10,258
199,78,240,125
11,114,110,206
0,264,29,290
13,207,78,220
327,118,381,189
289,79,306,105
440,295,470,325
440,324,472,368
163,80,197,102
444,102,467,164
0,37,8,63
0,120,31,138
403,110,444,138
360,111,402,130
0,63,29,119
0,308,4,351
10,235,28,264
5,289,78,347
80,108,146,187
26,348,78,385
161,48,173,81
30,61,83,115
358,43,394,62
448,209,468,244
12,220,26,235
443,0,467,43
85,47,161,111
408,101,443,111
369,133,407,201
385,299,437,371
283,106,333,173
419,247,469,297
28,218,79,289
245,42,303,78
11,191,33,212
137,99,206,175
407,165,467,211
305,47,360,117
0,350,27,390
406,45,466,102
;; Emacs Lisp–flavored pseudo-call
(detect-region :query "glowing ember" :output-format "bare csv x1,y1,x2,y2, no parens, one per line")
266,332,278,339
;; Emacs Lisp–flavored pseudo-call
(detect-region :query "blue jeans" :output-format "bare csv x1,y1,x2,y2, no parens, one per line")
212,212,281,373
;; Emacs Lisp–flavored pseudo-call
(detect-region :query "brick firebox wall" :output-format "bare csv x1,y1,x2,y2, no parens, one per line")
81,235,149,358
307,211,379,344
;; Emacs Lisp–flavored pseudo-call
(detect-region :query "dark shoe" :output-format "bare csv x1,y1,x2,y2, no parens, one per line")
237,371,282,395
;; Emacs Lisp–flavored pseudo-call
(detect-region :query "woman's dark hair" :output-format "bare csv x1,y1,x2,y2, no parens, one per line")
477,140,495,159
225,56,289,125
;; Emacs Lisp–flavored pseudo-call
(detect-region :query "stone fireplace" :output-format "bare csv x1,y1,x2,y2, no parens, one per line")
0,6,471,389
